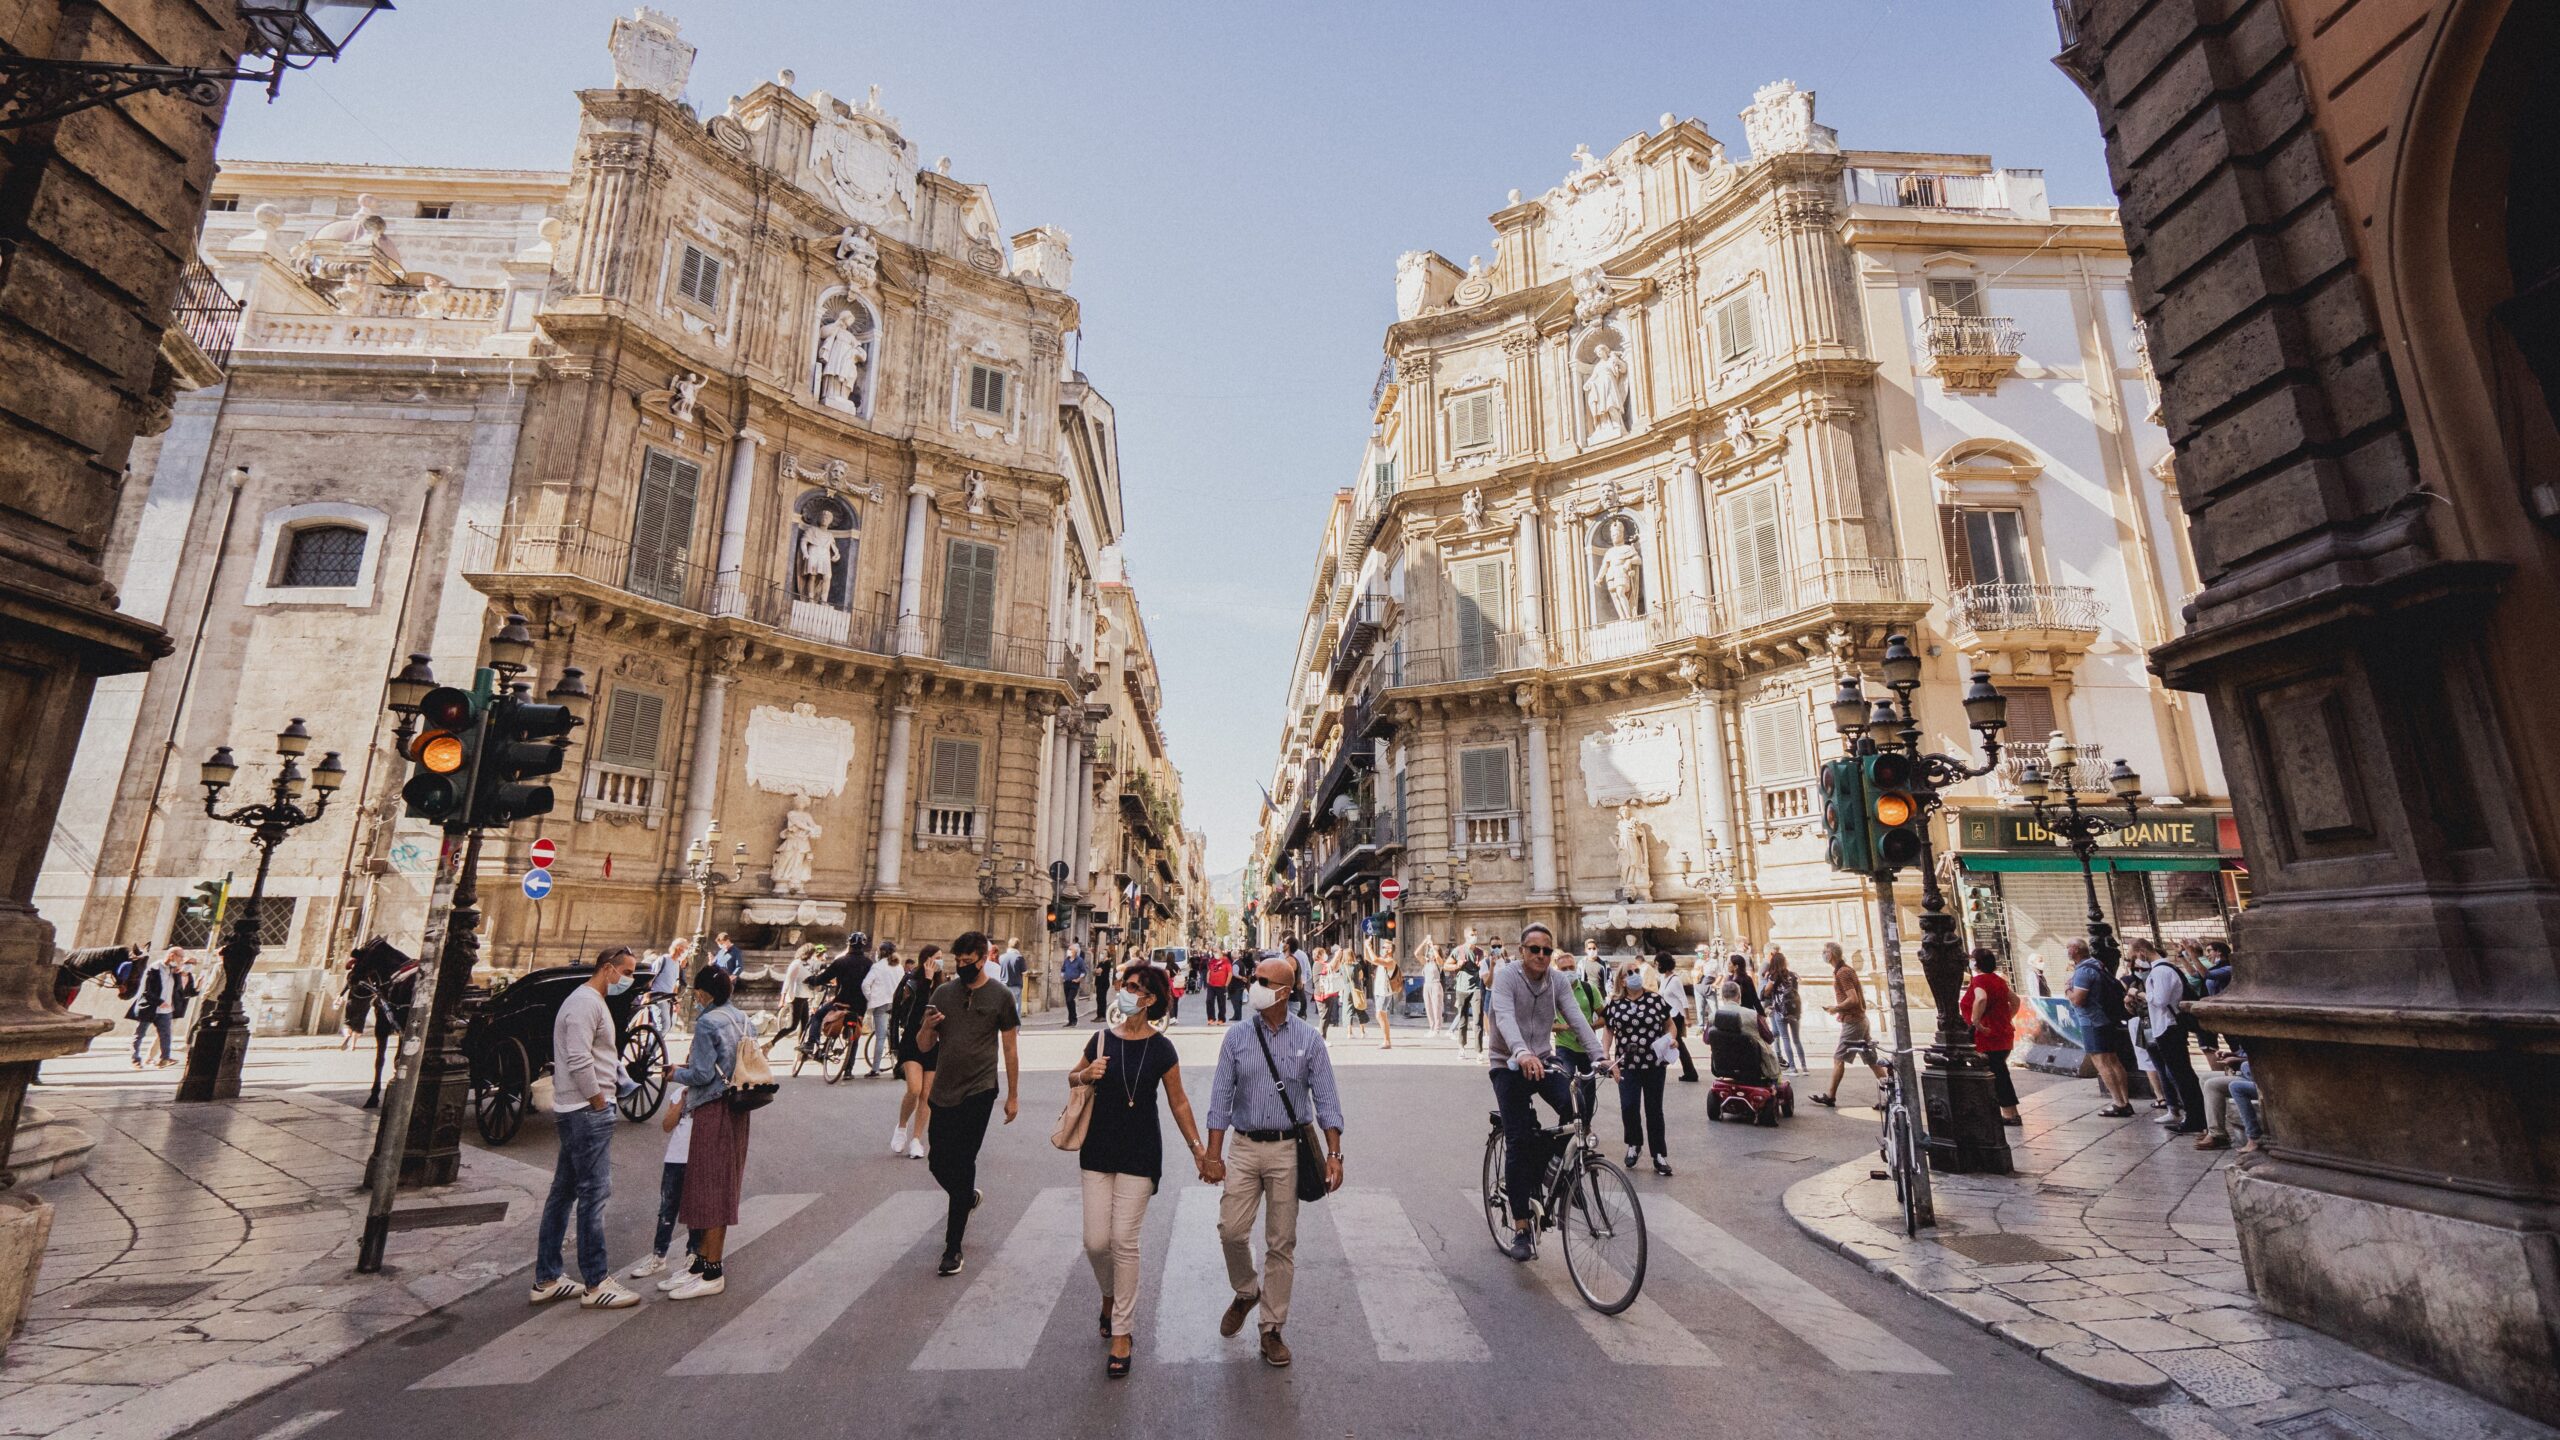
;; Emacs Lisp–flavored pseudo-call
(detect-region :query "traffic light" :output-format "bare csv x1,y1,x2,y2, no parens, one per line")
1381,910,1398,940
401,685,480,825
472,686,575,827
1864,750,1926,871
1821,757,1876,875
1044,899,1067,932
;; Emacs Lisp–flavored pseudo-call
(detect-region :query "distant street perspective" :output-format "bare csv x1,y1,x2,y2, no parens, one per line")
1,5,2555,1440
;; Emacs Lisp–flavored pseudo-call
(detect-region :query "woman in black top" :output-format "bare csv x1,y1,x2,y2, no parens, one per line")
1072,964,1204,1378
890,945,943,1161
1600,964,1677,1176
1725,952,1762,1014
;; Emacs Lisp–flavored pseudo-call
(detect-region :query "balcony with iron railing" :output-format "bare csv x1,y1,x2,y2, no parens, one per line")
1328,593,1395,684
1920,314,2026,393
168,262,243,379
1551,595,1721,667
1950,582,2104,639
1723,556,1931,638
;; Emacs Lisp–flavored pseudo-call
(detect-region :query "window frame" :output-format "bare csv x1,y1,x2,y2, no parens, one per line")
1446,390,1499,456
242,501,387,609
275,523,369,589
967,363,1010,418
1712,290,1762,368
625,447,704,606
416,201,455,221
1457,743,1515,815
672,242,725,314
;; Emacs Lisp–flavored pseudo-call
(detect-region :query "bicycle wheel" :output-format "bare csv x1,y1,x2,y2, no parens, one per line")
1480,1125,1512,1253
833,1029,864,1084
821,1032,849,1085
1892,1107,1922,1237
1559,1156,1647,1314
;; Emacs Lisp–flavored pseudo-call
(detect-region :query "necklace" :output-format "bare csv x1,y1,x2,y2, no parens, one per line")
1110,1030,1144,1109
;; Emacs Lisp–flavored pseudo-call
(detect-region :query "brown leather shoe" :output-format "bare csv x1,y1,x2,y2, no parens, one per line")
1259,1328,1292,1368
1219,1292,1259,1338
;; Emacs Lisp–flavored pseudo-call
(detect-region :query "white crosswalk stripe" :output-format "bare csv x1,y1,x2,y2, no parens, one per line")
1329,1189,1491,1362
1151,1185,1248,1364
669,1188,943,1376
909,1185,1086,1371
1644,1195,1948,1374
1458,1190,1722,1366
412,1191,817,1390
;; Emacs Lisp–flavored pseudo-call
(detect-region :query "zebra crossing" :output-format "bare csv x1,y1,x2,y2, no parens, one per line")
412,1185,1946,1388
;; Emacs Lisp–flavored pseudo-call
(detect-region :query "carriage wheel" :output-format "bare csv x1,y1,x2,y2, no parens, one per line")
475,1037,529,1144
618,1024,668,1122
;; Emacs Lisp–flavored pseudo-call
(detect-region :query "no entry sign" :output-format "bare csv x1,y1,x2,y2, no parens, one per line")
1378,877,1404,903
529,837,556,869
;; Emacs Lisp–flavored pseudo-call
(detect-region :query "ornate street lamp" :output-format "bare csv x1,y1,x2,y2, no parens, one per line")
2018,734,2145,968
2,1,393,130
683,822,749,960
177,719,343,1101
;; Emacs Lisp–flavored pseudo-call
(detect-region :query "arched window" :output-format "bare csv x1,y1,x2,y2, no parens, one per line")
278,525,367,587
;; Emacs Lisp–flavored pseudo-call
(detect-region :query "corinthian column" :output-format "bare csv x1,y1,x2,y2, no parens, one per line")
894,482,933,655
1515,505,1547,663
1518,686,1559,900
875,682,919,893
570,134,649,297
680,640,743,848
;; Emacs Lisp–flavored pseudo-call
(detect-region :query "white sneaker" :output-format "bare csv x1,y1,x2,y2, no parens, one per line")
529,1277,586,1305
582,1278,642,1309
667,1270,726,1300
626,1252,668,1280
908,1137,926,1160
658,1260,700,1293
891,1125,909,1154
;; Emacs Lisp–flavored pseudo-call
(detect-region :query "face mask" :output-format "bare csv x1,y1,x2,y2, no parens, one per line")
1246,981,1279,1011
955,960,983,984
1110,990,1143,1023
605,974,634,997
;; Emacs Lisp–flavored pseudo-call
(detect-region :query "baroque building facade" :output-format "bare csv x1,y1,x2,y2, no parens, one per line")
1258,83,2231,982
37,11,1193,1026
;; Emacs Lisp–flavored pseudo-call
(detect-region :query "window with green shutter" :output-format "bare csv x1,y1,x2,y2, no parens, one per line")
967,364,1008,417
927,738,982,806
625,449,701,604
939,539,998,668
676,244,722,309
1458,745,1513,813
1714,292,1760,365
593,687,666,768
1453,558,1508,678
1743,699,1812,785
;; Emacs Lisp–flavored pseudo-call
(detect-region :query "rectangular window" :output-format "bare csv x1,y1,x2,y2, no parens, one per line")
1714,293,1759,365
939,539,999,668
593,687,667,768
1453,558,1508,678
967,364,1009,417
1927,278,1985,319
625,448,702,604
417,202,454,220
1999,685,2058,752
1449,392,1497,454
675,244,723,309
208,195,240,213
1372,460,1396,506
172,896,293,949
1458,745,1513,813
927,738,983,806
1743,700,1812,785
1943,507,2030,589
1725,485,1787,623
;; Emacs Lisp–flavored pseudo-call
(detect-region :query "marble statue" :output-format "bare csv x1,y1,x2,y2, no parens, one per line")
1460,487,1487,530
831,223,877,288
816,306,867,410
668,371,705,423
1615,803,1655,903
963,469,988,514
770,793,822,895
1724,406,1758,448
1583,345,1630,440
1597,518,1644,621
795,524,837,602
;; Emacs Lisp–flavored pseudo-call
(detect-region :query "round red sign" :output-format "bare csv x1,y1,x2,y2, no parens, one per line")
1378,877,1403,902
529,837,556,869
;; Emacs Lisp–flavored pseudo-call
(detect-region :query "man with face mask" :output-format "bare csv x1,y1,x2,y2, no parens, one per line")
530,945,644,1309
1202,956,1343,1368
916,931,1020,1276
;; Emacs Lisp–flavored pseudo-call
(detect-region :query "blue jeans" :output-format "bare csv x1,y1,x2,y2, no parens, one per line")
653,1161,697,1258
132,1013,171,1063
536,1106,616,1287
1490,1063,1578,1222
865,1007,892,1070
2228,1078,2263,1142
1772,1017,1804,1071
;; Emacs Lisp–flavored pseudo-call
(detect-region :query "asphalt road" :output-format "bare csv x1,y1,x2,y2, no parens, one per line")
192,1020,2155,1440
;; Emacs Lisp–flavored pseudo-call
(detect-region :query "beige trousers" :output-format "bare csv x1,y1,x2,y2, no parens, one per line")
1081,1169,1153,1338
1218,1136,1300,1331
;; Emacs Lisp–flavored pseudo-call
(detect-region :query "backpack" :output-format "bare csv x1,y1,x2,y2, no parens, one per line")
2093,966,2131,1024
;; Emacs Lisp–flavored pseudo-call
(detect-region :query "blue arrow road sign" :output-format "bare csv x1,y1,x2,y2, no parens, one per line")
522,868,553,900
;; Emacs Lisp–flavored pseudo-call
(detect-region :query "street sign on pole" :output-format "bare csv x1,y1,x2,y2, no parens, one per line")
529,836,556,868
522,868,553,900
1378,876,1403,903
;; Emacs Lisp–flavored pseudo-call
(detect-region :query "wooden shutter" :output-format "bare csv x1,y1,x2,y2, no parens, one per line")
1459,745,1512,813
1725,485,1785,619
1454,558,1507,676
1940,506,1976,589
1373,460,1396,503
939,539,998,666
969,365,1007,415
1451,393,1495,452
2001,685,2057,744
677,245,722,307
1927,278,1984,319
596,687,665,768
928,738,982,805
625,449,700,603
1744,700,1811,784
1717,294,1758,362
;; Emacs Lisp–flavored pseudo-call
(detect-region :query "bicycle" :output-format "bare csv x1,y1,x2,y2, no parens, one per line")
1479,1068,1648,1314
791,1002,860,1083
1877,1054,1923,1237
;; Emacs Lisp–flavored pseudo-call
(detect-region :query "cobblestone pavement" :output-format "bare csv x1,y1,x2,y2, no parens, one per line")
1784,1077,2556,1440
0,1040,551,1440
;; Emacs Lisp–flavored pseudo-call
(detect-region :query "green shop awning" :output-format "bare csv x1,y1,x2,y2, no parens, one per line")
1960,854,2228,873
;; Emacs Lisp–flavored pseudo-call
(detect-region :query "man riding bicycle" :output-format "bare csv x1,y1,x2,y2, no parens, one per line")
1484,922,1611,1262
802,937,872,1053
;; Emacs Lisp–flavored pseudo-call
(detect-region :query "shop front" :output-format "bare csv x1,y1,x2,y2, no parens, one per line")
1952,808,2243,993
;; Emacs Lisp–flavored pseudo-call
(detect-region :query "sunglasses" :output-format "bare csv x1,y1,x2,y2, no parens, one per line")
1522,944,1554,956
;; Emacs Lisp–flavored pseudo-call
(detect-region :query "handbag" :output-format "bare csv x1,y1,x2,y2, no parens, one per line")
1249,1019,1330,1205
1052,1035,1099,1151
726,1014,780,1112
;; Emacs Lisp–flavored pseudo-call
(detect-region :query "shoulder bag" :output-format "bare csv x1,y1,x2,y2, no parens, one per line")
1052,1035,1098,1151
1250,1020,1330,1205
726,1013,780,1112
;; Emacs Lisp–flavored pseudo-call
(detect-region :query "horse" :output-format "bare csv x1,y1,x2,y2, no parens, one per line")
345,936,421,1109
54,943,143,1010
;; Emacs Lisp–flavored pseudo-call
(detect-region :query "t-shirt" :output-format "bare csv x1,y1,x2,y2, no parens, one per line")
1962,971,2017,1051
1078,1029,1182,1188
1551,974,1607,1054
663,1111,694,1164
2068,957,2117,1032
926,977,1020,1105
1601,992,1674,1072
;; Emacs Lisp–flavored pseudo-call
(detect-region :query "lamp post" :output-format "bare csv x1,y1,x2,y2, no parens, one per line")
1410,855,1474,909
1831,635,2016,1175
2016,734,2145,970
1673,845,1736,955
683,822,749,961
1,0,393,129
177,721,344,1101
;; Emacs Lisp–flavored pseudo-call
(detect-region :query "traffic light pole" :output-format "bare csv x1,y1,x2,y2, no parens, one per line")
1872,872,1935,1230
356,824,475,1272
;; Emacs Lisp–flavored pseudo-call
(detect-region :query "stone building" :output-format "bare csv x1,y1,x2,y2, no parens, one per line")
2058,0,2560,1420
37,11,1194,1023
1258,85,2230,982
1080,562,1191,965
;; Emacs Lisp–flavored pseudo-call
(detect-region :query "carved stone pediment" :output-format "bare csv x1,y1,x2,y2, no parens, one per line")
810,100,918,231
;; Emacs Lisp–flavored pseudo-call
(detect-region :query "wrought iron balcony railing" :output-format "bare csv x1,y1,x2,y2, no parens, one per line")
1950,582,2105,634
1922,314,2024,358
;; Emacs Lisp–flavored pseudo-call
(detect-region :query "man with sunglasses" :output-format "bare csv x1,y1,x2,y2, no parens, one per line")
1484,923,1609,1262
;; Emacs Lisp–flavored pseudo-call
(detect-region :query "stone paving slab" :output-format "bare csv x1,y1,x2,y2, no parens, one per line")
0,1040,552,1440
1782,1080,2557,1440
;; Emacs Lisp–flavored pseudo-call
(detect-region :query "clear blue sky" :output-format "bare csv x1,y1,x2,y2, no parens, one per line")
216,1,2109,875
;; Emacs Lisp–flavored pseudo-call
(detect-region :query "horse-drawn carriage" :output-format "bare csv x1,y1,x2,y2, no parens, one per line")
458,965,670,1143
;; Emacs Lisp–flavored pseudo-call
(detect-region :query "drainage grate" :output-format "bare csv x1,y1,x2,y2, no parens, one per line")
2259,1412,2385,1440
76,1280,212,1309
1937,1233,2079,1265
384,1201,510,1232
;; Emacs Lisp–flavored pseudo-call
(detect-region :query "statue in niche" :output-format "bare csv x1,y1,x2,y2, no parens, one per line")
1583,343,1630,442
795,522,837,602
1460,487,1487,530
1724,406,1759,448
815,304,869,411
1614,804,1655,903
1596,516,1644,622
963,469,988,514
770,793,822,895
831,223,878,288
668,371,705,423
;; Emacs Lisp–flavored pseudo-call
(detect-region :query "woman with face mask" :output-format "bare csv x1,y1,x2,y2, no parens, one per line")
889,945,943,1160
1071,964,1205,1378
1600,962,1676,1175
